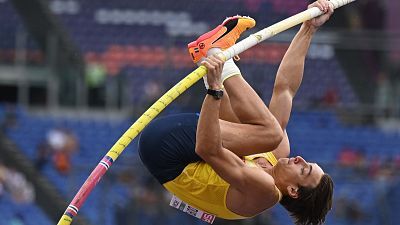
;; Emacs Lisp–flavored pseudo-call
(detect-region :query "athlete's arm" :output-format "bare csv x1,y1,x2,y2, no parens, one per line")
269,1,333,130
196,56,247,188
196,56,276,193
268,24,317,158
269,0,333,158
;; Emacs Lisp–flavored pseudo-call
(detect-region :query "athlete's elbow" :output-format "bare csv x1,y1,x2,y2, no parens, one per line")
195,144,205,157
264,121,284,149
263,118,284,149
195,143,219,160
271,128,284,149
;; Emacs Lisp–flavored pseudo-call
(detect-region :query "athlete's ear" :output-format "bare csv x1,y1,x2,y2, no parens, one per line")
287,185,299,199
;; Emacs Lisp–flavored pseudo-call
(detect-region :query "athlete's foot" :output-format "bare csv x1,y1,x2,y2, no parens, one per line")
188,15,256,64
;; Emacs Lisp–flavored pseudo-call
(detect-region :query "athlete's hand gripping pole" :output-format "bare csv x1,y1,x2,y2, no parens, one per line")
217,0,355,61
57,0,355,224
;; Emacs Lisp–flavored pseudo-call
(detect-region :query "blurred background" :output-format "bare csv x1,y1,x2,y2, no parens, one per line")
0,0,399,225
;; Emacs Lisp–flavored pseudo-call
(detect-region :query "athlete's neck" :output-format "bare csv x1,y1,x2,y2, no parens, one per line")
265,165,288,196
254,158,288,195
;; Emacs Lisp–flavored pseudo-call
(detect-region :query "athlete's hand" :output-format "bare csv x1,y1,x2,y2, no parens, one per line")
202,55,224,90
305,0,334,29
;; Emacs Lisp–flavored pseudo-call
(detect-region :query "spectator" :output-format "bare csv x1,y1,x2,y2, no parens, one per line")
37,127,79,175
85,61,107,107
34,141,53,171
0,164,35,204
368,156,382,178
46,127,69,152
337,146,367,177
338,146,365,168
321,87,339,107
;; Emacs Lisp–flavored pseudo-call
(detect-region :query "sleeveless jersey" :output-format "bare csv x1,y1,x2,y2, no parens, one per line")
163,152,280,219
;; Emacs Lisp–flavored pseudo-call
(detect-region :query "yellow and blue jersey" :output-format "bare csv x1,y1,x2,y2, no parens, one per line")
163,152,280,219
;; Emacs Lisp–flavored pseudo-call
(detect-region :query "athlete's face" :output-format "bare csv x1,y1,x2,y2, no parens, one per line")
275,156,324,189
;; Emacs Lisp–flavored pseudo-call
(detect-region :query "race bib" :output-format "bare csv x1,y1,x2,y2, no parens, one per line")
169,195,216,224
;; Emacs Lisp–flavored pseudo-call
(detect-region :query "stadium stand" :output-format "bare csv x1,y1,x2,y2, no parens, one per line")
1,104,400,225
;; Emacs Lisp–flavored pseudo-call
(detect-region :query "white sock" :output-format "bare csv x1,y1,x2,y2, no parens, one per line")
197,48,241,89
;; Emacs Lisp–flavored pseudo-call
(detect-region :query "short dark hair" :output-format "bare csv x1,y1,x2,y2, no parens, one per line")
280,174,334,225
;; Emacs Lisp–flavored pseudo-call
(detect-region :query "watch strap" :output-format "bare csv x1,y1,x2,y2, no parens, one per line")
207,89,224,100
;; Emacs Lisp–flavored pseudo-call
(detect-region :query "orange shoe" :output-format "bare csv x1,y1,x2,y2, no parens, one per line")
188,15,256,63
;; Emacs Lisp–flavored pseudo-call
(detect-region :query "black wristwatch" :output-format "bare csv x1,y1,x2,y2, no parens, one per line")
207,88,224,100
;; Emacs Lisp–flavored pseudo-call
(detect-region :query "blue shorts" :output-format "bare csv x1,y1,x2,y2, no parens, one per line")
138,113,202,184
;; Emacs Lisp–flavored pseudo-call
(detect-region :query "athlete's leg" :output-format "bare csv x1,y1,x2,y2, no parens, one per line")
223,75,275,125
189,16,282,155
220,91,241,123
219,73,283,156
138,113,202,184
203,48,277,126
203,50,282,155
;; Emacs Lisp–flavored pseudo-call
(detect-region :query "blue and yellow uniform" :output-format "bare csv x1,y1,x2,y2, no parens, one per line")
139,113,281,219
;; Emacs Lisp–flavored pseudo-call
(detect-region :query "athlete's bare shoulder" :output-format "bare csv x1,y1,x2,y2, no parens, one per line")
226,167,279,217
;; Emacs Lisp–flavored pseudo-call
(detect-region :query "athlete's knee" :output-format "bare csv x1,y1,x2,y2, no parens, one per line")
138,125,151,146
263,117,284,149
271,127,284,149
138,122,157,157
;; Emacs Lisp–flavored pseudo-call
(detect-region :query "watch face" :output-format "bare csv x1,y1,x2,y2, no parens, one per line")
207,89,224,99
216,90,223,99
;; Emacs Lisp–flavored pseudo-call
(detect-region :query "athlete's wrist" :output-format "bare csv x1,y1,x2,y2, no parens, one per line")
301,23,317,35
207,79,223,90
207,88,224,100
